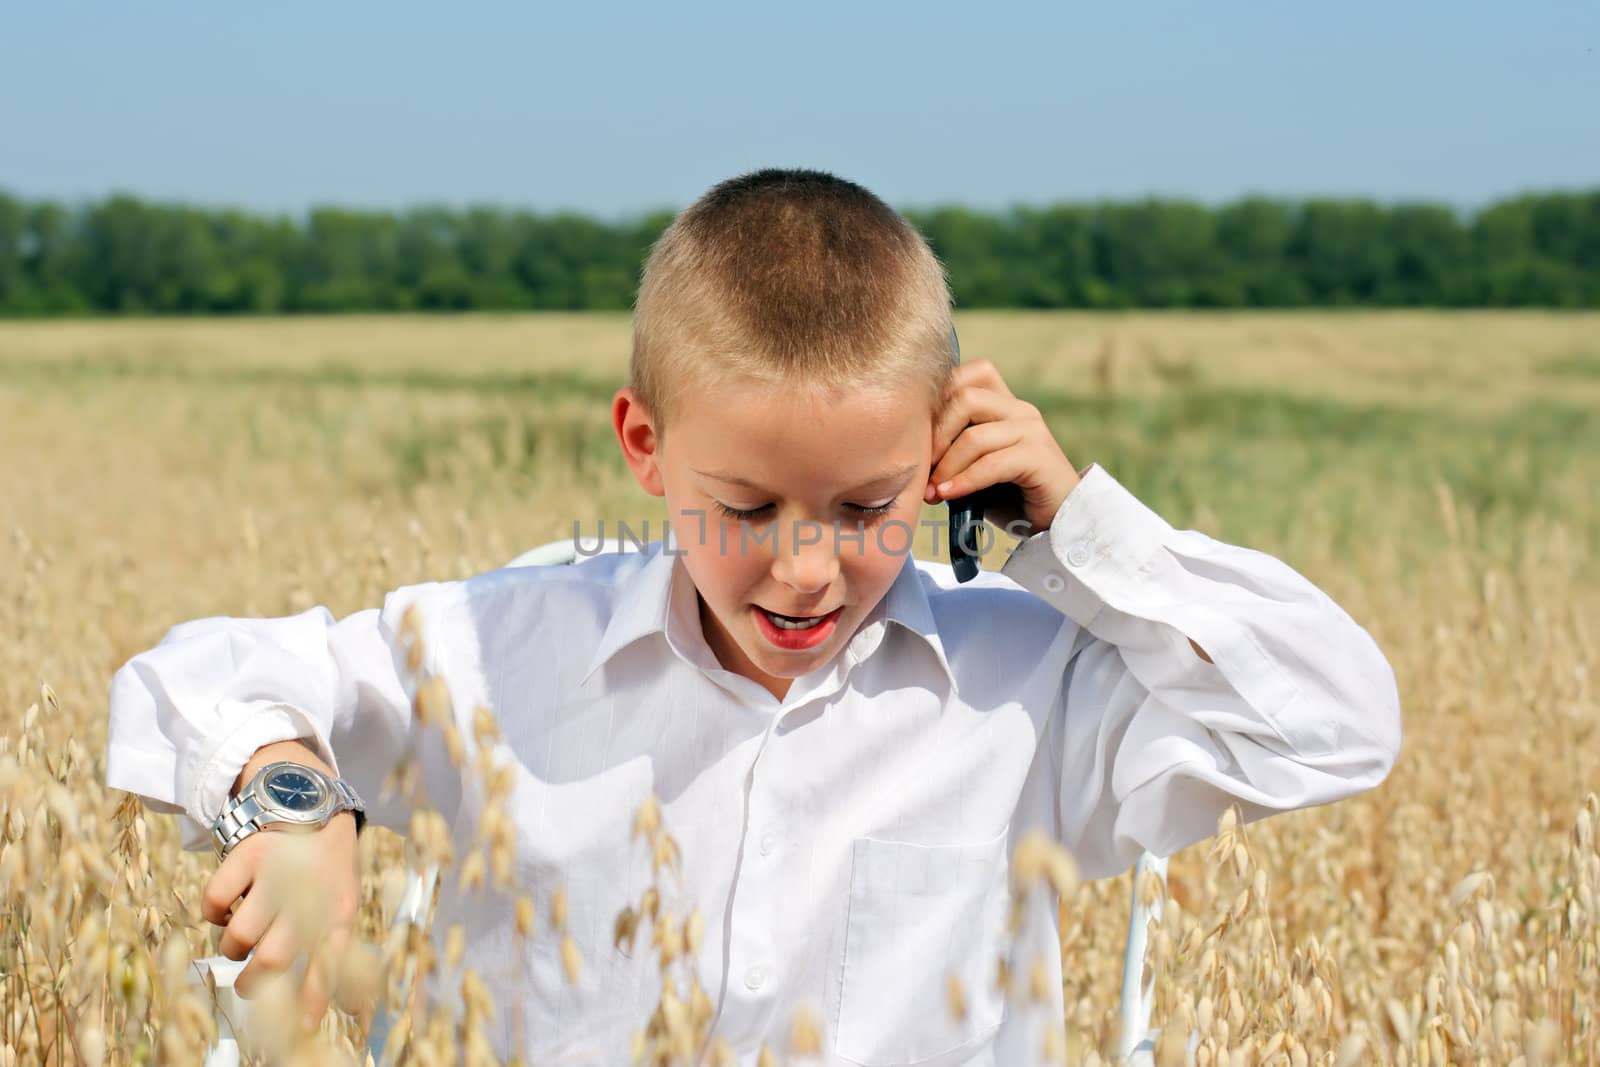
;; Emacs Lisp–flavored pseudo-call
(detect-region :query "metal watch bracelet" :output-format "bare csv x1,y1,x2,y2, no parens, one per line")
212,775,366,858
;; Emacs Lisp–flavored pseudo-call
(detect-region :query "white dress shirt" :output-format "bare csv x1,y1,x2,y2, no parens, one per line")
104,463,1401,1066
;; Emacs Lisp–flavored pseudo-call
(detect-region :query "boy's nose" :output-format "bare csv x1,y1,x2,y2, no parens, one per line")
770,525,840,594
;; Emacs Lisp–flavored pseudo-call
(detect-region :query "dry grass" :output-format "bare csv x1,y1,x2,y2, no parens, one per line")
1,311,1596,1064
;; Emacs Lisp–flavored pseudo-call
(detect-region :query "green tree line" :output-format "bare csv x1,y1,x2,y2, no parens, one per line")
0,189,1596,314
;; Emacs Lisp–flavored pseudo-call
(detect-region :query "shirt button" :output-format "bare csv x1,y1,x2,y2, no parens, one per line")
759,830,778,856
1065,541,1092,568
744,965,768,991
1042,573,1066,593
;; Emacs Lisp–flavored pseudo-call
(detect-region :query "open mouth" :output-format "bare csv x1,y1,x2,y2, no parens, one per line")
752,604,845,649
758,607,837,631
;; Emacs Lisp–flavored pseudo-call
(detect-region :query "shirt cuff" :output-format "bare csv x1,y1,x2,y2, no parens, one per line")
998,463,1174,627
179,700,340,850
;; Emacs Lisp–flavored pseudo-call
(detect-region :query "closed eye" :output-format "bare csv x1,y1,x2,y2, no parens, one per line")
849,499,899,520
713,497,900,522
713,502,770,521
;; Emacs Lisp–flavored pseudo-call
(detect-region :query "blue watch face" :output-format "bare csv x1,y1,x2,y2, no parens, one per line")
265,770,323,812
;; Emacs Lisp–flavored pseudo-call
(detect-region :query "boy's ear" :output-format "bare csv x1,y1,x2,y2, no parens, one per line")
611,387,665,497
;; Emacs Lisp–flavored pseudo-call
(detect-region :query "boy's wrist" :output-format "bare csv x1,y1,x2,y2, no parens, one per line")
232,738,332,798
187,701,343,842
215,759,366,858
228,739,365,841
998,464,1175,627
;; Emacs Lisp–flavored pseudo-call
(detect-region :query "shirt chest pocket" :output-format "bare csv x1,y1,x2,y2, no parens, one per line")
833,827,1010,1066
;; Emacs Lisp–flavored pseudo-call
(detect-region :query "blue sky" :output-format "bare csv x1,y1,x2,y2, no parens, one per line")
3,2,1595,219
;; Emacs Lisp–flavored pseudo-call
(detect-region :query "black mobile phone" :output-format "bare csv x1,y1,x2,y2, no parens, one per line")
944,326,1013,583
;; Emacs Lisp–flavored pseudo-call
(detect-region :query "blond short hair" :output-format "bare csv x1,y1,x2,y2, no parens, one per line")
629,168,955,436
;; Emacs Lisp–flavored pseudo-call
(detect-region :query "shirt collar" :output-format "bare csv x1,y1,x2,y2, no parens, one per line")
579,541,961,697
578,541,686,685
849,551,961,697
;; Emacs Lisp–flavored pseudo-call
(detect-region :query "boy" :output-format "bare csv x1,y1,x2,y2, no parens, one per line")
105,168,1401,1065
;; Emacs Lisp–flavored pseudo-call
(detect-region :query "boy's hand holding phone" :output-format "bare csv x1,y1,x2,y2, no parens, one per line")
201,740,366,1030
926,356,1081,537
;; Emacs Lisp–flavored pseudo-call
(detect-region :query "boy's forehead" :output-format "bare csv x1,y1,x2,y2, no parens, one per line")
667,375,934,494
678,374,933,425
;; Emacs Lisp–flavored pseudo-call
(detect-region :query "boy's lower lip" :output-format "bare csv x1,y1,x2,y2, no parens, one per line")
752,605,844,651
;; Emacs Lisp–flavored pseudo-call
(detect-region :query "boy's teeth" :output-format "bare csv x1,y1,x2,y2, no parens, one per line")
762,608,826,630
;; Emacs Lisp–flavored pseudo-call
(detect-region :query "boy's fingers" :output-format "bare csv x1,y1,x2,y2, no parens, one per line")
302,925,361,1027
957,358,1016,399
930,388,1028,472
931,446,1027,506
202,848,258,927
299,931,335,1028
217,892,273,962
929,421,1024,497
235,917,304,1000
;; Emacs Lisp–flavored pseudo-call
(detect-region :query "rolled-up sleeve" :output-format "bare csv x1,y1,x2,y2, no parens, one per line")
999,463,1402,879
105,595,422,852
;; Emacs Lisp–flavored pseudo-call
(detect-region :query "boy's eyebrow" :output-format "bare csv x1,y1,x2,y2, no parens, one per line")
692,463,922,494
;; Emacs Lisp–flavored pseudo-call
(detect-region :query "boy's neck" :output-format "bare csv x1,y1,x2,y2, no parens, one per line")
696,592,794,703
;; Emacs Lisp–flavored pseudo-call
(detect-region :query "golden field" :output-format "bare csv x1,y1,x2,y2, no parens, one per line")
1,312,1597,1065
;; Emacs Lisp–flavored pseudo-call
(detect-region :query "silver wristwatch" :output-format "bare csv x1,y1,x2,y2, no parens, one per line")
213,760,366,859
